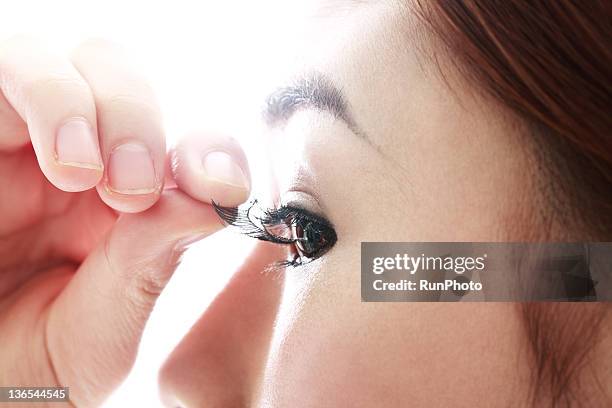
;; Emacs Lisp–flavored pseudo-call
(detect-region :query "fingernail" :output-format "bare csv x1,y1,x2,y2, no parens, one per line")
108,142,158,194
202,151,249,190
55,118,103,170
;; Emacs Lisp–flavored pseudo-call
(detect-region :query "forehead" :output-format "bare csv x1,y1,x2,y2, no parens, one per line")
266,1,520,205
278,2,435,155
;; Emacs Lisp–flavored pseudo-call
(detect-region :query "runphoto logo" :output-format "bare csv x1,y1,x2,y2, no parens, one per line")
372,253,487,275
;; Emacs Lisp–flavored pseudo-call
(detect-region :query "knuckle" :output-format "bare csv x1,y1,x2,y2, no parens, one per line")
0,36,94,114
25,74,92,108
125,241,186,308
76,37,124,53
117,267,158,311
124,255,174,310
133,265,168,301
103,92,158,113
102,233,157,309
28,74,85,93
97,92,162,125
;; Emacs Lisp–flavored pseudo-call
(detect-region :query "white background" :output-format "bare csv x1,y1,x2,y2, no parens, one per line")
0,1,314,406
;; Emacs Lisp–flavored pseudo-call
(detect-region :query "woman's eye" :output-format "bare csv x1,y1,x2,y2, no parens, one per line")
289,216,336,262
211,199,336,267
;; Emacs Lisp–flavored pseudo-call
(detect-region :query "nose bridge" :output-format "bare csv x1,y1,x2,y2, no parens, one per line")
159,242,285,408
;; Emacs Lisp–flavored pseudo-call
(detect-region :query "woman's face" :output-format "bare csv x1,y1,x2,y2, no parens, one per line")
160,2,536,406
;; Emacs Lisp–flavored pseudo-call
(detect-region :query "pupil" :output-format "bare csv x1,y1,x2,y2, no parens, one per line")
296,221,324,256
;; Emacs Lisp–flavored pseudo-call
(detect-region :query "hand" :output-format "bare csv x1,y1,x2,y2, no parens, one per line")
0,37,251,406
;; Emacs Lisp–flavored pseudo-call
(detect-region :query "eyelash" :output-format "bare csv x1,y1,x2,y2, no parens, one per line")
212,199,337,268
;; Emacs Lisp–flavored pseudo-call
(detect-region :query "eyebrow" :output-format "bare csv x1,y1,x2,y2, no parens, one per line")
262,72,367,138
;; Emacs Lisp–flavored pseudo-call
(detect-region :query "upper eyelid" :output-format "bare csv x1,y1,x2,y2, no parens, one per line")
267,205,333,231
212,199,335,245
270,202,336,233
281,189,327,220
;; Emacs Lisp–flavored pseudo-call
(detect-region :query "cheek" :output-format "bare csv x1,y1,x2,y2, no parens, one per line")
260,251,383,406
259,246,532,406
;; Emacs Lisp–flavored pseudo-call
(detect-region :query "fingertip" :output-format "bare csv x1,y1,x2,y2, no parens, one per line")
96,183,162,213
204,181,250,207
45,164,103,192
40,144,103,191
171,132,252,208
48,118,104,191
95,140,165,213
33,113,104,192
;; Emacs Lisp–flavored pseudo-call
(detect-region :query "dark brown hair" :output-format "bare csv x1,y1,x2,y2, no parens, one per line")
415,1,611,406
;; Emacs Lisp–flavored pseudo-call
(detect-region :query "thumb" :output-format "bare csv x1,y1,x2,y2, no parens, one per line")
44,189,227,407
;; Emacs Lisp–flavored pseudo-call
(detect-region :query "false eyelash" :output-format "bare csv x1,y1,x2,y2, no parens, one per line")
212,199,335,269
212,199,296,244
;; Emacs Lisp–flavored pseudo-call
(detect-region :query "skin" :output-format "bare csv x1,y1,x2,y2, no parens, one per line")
0,37,251,407
159,2,612,407
2,3,609,408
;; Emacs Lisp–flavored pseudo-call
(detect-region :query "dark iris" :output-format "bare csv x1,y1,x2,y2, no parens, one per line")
292,218,335,260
